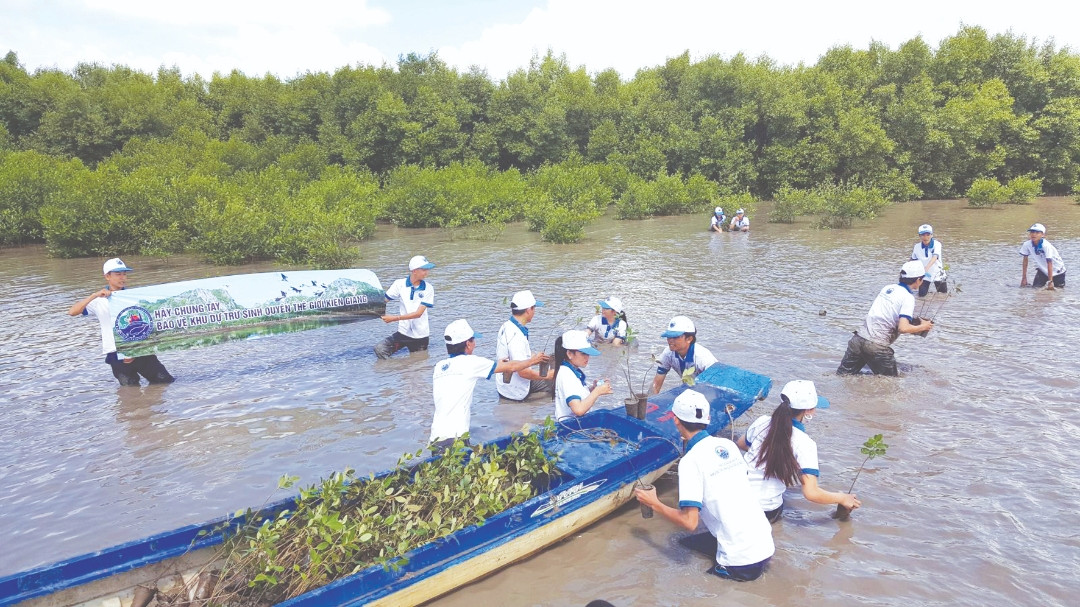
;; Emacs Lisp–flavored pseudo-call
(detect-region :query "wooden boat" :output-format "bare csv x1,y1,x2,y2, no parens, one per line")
0,363,770,607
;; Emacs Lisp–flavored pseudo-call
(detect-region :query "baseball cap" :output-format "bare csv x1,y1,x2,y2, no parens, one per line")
1028,223,1046,233
510,289,544,310
918,224,933,235
102,258,132,275
409,255,436,271
561,330,601,356
672,390,711,425
735,208,745,214
661,315,696,338
444,319,481,345
780,380,829,410
714,206,723,214
900,260,926,279
598,296,624,314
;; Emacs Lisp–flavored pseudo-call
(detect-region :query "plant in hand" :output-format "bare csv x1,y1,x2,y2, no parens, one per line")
835,434,887,521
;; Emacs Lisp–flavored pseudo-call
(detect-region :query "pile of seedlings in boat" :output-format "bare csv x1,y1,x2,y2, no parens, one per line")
158,420,559,606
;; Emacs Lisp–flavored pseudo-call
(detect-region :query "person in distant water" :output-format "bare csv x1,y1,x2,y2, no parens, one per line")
1020,223,1066,290
837,260,934,376
496,290,555,400
376,255,435,359
651,316,717,394
586,296,628,345
553,329,612,419
737,380,860,523
709,206,727,232
910,224,947,297
68,258,175,386
729,209,750,232
429,319,548,449
635,390,775,581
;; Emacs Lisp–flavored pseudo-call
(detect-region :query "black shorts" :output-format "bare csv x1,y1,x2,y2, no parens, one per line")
106,354,174,386
1032,270,1066,288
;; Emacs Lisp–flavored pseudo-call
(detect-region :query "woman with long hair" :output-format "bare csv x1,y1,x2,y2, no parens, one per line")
736,380,860,522
553,330,612,419
586,296,628,345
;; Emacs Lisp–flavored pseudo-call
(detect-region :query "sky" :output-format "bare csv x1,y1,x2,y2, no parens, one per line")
2,0,1077,81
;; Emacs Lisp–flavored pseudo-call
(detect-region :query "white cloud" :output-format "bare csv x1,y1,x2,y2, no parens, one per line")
81,0,391,28
437,0,1080,79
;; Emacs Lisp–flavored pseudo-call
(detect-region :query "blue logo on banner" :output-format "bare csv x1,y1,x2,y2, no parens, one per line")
115,306,154,342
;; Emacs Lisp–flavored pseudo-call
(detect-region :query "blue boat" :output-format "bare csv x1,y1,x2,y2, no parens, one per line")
1,364,770,607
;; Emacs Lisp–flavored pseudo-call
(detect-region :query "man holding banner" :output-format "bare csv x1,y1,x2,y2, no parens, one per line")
376,255,436,359
68,258,175,386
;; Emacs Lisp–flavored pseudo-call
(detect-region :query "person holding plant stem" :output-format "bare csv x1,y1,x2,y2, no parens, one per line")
635,390,774,581
586,296,628,345
496,290,555,401
911,224,948,297
429,319,548,449
651,316,718,394
1020,223,1066,290
736,380,860,523
709,206,726,232
553,330,612,419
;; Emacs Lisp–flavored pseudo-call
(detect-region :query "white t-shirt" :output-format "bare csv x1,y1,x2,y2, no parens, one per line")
731,216,750,230
586,314,626,343
655,342,717,378
710,214,724,228
678,433,775,567
742,415,820,510
1019,239,1066,276
857,283,915,346
910,239,945,281
84,296,118,355
496,317,533,400
429,354,496,443
554,362,590,420
384,277,434,338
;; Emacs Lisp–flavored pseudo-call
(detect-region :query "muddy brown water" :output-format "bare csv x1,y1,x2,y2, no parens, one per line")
2,198,1078,606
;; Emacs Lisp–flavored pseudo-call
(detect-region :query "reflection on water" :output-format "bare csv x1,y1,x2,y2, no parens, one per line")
2,198,1078,605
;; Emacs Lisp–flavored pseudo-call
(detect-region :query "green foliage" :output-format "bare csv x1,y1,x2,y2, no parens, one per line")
861,434,888,459
525,158,610,242
769,184,889,228
965,177,1009,207
379,161,528,228
615,172,717,219
200,421,560,606
1004,174,1042,203
0,150,85,245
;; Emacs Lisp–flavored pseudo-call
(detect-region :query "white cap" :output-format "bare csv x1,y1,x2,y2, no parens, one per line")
714,206,723,214
661,315,696,338
103,258,132,275
598,296,624,314
561,329,601,356
900,260,926,279
735,208,745,214
444,319,481,345
672,390,711,425
918,224,933,235
409,255,435,271
510,289,543,310
1029,223,1046,233
780,380,830,410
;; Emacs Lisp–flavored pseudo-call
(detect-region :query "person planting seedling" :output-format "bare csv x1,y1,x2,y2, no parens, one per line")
834,434,888,521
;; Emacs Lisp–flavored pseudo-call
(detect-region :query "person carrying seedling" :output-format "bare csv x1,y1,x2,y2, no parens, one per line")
634,390,774,581
68,258,175,386
651,316,717,394
429,319,547,449
736,380,860,523
586,296,628,345
1020,223,1066,290
910,224,947,297
552,330,611,419
837,260,934,376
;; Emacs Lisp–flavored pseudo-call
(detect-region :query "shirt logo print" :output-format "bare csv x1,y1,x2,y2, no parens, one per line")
715,447,729,459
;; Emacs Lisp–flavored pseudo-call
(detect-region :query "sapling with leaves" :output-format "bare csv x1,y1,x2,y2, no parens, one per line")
835,433,888,520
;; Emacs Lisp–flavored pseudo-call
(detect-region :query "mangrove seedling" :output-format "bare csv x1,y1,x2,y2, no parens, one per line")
835,433,888,521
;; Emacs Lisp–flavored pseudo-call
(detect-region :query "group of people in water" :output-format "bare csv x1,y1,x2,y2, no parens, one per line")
70,218,1065,584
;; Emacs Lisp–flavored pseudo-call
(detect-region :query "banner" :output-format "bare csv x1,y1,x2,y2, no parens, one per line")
107,269,385,357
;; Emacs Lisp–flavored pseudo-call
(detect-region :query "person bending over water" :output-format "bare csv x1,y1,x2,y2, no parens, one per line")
737,380,860,522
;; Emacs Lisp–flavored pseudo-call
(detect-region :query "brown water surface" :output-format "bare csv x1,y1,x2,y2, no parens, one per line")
2,198,1078,606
